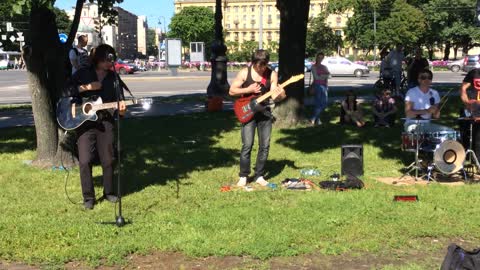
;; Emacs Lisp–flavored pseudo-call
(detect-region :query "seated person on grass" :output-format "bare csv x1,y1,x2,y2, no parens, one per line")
372,89,397,127
341,90,365,127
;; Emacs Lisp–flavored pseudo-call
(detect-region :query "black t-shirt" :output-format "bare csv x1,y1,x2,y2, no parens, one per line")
72,66,125,103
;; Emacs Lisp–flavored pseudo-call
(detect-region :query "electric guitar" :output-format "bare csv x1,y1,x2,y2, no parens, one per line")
56,96,153,130
233,74,304,123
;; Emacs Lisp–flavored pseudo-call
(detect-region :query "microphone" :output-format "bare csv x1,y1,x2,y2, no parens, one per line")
107,53,115,62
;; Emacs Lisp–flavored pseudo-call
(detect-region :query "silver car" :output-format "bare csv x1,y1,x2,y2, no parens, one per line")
462,55,480,73
447,59,464,72
321,57,369,77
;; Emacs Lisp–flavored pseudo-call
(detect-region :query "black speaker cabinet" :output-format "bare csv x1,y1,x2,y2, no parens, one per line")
341,145,363,176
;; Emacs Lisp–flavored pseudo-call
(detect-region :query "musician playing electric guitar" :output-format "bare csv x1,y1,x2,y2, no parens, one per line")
229,49,286,187
70,44,126,210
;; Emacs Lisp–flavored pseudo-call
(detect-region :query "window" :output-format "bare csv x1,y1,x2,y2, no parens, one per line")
242,5,246,12
250,5,255,12
267,5,271,12
250,32,255,41
243,15,247,21
226,24,230,29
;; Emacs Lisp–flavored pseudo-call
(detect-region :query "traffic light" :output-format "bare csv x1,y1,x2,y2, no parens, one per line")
476,0,480,26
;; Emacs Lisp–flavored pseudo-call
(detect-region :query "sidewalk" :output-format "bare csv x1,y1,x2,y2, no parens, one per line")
0,95,373,129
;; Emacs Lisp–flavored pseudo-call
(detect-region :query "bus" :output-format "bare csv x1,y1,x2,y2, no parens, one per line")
0,50,22,70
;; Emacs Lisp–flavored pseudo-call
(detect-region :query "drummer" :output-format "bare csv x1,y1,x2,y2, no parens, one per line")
404,69,441,132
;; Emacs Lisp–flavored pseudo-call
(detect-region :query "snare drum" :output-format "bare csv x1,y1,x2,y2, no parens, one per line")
401,132,424,152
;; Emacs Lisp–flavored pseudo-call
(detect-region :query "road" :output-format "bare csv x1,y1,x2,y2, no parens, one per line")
0,69,467,104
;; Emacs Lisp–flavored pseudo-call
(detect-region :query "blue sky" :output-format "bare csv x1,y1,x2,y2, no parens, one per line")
54,0,174,31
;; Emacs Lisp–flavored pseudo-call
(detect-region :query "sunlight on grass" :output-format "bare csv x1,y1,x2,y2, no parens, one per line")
0,108,479,268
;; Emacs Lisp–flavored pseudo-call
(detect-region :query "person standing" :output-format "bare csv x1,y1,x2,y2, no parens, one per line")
309,52,330,125
460,66,480,155
71,44,126,209
69,35,90,75
406,49,429,89
229,49,286,187
386,44,405,95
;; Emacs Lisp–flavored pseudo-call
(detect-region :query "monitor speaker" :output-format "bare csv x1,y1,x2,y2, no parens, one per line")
341,144,363,177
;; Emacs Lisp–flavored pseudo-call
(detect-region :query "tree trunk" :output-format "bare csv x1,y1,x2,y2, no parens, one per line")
274,0,310,126
24,5,80,168
443,41,450,61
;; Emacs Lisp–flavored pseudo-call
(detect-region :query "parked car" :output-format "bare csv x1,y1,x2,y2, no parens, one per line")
462,55,480,72
114,60,135,74
322,57,369,77
447,59,464,72
269,59,312,73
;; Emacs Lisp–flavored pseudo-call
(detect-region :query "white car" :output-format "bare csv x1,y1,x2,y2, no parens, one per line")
321,57,370,77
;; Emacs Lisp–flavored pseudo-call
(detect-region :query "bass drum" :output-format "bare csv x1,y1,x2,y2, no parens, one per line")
433,140,466,175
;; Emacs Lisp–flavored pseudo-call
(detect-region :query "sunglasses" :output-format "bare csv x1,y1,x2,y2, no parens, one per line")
419,75,432,80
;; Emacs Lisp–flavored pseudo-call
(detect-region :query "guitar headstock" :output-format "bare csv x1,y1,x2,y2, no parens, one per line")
279,74,305,88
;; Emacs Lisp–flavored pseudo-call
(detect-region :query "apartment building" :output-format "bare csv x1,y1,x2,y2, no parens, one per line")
173,0,352,55
66,3,148,59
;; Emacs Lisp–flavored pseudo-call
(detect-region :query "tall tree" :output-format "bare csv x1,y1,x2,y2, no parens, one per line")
274,0,310,126
4,0,122,167
168,6,215,47
146,28,158,57
306,13,343,57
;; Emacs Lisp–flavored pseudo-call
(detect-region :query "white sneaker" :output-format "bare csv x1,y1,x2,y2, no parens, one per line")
255,176,269,186
237,177,247,187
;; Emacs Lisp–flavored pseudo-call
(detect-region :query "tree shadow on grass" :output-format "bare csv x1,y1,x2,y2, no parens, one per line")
0,127,36,154
265,159,301,180
119,112,239,196
277,105,411,165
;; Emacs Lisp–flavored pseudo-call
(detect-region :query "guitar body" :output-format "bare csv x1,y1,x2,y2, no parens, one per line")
233,96,261,124
56,96,153,130
233,73,305,123
56,97,101,131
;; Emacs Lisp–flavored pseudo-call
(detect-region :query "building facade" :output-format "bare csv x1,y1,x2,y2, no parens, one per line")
66,4,148,59
173,0,352,55
66,3,117,51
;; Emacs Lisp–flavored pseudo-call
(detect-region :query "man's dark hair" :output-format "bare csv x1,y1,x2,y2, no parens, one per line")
418,68,433,80
251,49,270,66
77,35,87,43
90,44,116,67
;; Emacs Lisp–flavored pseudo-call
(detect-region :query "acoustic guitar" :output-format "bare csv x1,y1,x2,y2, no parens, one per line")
56,96,153,130
233,74,304,123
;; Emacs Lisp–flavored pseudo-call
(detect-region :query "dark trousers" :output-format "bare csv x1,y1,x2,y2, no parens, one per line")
239,113,272,179
77,120,115,202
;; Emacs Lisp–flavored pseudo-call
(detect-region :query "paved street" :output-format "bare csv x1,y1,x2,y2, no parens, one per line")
0,69,466,104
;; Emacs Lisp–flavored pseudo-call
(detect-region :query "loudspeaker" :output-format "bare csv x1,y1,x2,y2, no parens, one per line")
341,144,363,177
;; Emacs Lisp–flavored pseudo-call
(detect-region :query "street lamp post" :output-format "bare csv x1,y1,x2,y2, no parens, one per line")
207,0,230,98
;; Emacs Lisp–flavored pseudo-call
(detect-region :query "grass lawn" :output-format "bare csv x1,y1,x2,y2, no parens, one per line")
0,99,479,269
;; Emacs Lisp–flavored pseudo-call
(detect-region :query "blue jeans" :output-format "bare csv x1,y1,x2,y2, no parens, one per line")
310,84,328,122
239,113,272,178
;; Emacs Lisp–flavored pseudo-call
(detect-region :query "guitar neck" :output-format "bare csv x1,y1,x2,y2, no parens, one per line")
92,100,135,111
255,79,296,103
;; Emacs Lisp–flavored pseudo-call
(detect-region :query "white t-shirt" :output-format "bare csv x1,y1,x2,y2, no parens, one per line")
69,47,89,75
404,86,440,120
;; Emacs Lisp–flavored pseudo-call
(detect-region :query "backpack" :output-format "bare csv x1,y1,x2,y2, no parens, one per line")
441,244,480,270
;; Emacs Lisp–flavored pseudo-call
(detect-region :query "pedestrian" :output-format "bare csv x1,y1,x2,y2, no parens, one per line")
309,52,330,125
69,34,90,75
70,44,127,210
386,44,405,95
406,49,429,89
229,49,286,187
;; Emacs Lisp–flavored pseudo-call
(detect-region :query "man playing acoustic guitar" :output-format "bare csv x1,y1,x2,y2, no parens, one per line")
229,49,286,187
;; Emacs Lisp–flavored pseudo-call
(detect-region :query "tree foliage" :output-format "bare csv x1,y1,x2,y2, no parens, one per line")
146,28,158,57
168,6,215,47
306,13,343,56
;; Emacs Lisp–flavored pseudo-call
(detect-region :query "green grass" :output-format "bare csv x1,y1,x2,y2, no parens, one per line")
0,101,479,269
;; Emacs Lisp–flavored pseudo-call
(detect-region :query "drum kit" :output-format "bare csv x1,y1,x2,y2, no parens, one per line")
400,117,480,181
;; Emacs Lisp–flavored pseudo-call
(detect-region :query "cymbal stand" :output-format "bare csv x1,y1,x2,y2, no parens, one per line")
400,129,423,180
464,120,480,178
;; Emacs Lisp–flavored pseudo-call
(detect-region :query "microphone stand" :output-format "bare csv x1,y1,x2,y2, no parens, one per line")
111,57,126,227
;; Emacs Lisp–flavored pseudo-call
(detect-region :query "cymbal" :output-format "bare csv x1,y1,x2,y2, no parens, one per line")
401,117,437,121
